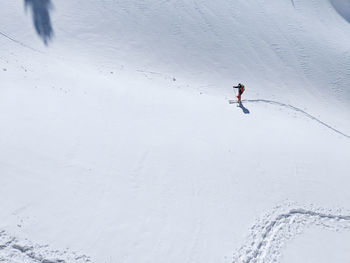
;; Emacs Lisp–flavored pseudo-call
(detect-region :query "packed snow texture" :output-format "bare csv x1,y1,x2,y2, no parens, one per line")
1,0,350,262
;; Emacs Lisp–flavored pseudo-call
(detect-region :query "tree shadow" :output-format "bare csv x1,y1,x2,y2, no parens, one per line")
330,0,350,23
24,0,54,45
243,99,350,139
238,101,250,114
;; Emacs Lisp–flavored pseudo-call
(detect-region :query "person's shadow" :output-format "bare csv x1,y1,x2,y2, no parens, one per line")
24,0,54,45
238,101,250,114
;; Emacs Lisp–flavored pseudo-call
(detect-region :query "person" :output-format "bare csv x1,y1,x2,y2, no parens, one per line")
233,83,245,103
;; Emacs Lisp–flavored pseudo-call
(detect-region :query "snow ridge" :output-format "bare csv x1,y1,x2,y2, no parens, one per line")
233,205,350,263
0,230,91,263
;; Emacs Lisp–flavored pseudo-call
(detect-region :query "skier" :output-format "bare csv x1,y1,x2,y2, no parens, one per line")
233,83,245,103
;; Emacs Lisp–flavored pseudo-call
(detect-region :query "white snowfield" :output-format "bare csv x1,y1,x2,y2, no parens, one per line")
1,0,350,263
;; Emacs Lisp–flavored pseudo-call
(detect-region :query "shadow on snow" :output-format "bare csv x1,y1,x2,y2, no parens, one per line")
24,0,54,45
238,101,250,114
329,0,350,23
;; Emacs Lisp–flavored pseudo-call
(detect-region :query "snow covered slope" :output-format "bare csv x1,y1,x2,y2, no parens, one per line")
1,0,350,263
4,1,350,101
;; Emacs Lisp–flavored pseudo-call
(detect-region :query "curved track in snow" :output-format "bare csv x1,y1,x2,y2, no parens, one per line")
243,99,350,139
234,206,350,263
2,206,350,263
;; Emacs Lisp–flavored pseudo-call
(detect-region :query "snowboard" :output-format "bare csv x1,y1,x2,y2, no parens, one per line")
228,100,241,104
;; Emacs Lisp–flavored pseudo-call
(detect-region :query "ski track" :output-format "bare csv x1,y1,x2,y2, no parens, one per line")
0,31,42,53
0,230,91,263
234,206,350,263
243,99,350,139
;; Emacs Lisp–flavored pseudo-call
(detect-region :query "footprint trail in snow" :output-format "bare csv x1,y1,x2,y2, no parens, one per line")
0,230,91,263
234,205,350,263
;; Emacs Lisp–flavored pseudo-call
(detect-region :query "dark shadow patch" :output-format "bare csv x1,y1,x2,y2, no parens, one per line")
291,0,295,8
330,0,350,23
238,101,250,114
243,99,350,139
24,0,54,45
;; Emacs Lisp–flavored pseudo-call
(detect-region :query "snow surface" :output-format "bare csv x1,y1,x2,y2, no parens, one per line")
1,0,350,262
281,225,350,263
